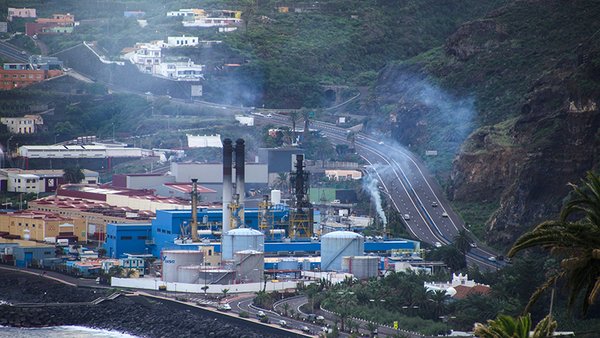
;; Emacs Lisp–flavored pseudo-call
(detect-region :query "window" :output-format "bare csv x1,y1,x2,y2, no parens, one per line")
137,235,147,240
121,236,132,240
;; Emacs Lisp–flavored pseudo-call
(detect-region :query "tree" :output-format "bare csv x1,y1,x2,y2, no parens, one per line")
282,302,290,316
453,229,472,254
428,290,451,319
473,313,557,338
366,321,378,337
221,288,229,299
97,248,106,258
273,172,289,192
508,172,600,314
201,285,209,296
301,108,311,142
63,166,85,184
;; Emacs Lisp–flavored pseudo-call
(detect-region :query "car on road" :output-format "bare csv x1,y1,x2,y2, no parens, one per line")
144,91,153,96
257,310,266,318
266,113,272,117
300,326,310,333
470,242,477,248
488,256,497,262
378,141,384,145
442,212,449,217
315,315,325,324
278,320,287,327
435,241,442,248
217,304,231,311
403,214,410,220
432,201,438,207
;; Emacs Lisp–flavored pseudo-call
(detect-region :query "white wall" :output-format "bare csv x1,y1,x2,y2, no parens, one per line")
111,277,301,294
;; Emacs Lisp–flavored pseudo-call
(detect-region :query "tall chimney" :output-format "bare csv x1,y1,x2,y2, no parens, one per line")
235,139,245,206
191,178,198,241
222,138,233,234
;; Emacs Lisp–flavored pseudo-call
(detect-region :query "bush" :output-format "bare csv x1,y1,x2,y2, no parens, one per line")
259,316,270,323
239,311,249,318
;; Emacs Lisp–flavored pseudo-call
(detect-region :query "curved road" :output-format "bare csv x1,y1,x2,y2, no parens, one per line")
263,114,502,270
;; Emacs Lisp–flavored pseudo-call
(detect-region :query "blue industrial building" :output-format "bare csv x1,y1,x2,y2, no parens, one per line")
105,223,153,258
103,207,421,261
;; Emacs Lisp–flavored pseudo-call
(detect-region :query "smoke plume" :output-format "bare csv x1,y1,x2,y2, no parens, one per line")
363,174,387,226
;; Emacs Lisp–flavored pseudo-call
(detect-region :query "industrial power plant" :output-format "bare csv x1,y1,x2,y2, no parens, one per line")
100,138,420,291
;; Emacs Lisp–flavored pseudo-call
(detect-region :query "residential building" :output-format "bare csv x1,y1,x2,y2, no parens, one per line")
155,61,204,81
127,42,162,73
7,8,37,21
165,35,199,47
0,63,63,90
166,9,203,17
25,13,78,37
183,16,241,28
0,168,98,193
0,114,43,134
0,210,87,242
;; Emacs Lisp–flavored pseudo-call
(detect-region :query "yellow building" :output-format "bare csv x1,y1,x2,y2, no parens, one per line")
0,210,86,242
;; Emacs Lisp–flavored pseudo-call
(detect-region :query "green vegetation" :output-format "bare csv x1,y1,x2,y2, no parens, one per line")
451,200,500,239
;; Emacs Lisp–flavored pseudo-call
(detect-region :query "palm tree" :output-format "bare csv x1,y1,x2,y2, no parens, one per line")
63,166,84,184
274,172,289,192
453,229,472,254
201,285,209,296
428,290,450,319
473,313,557,338
346,131,356,149
221,288,229,299
301,108,311,142
508,171,600,314
282,302,290,316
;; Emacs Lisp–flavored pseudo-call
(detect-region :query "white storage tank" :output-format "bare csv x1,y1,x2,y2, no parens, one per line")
222,228,265,260
234,250,264,283
271,189,281,205
178,265,202,284
342,256,379,280
321,231,364,271
161,250,203,282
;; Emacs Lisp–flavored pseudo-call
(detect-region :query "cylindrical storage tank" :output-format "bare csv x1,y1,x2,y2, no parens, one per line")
198,269,236,285
278,259,299,271
320,231,364,271
342,256,379,280
221,228,265,260
271,190,281,205
178,265,202,284
161,250,204,282
302,259,311,271
234,250,264,283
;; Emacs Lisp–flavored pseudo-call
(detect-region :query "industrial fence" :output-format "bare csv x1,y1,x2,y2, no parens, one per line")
111,277,300,294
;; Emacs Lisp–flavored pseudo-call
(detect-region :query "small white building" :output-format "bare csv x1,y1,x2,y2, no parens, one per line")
166,9,200,17
1,169,99,194
183,17,241,28
8,7,37,21
325,170,362,181
235,115,254,126
128,42,162,73
155,60,204,81
186,134,223,148
165,35,199,47
1,115,44,134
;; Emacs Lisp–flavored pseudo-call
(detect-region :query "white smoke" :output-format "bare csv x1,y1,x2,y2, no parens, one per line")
363,174,387,226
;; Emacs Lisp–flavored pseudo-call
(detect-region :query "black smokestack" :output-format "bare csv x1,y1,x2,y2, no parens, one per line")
222,138,233,234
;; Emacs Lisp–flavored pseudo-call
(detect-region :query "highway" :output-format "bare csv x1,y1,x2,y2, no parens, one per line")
262,113,502,270
0,41,30,62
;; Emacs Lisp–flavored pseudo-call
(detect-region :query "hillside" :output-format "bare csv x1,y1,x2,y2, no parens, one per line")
373,0,600,246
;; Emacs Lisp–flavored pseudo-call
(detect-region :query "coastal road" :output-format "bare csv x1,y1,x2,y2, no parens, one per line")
261,114,502,270
229,294,329,336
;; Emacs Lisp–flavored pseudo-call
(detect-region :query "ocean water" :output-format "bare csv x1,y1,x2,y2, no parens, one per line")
0,326,139,337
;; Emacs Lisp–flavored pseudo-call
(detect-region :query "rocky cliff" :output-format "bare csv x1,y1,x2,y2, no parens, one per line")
374,0,600,247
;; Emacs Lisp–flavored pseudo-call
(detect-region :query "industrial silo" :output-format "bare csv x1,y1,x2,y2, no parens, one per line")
321,231,364,271
178,265,202,284
161,250,204,282
234,250,264,283
342,256,379,280
221,228,265,260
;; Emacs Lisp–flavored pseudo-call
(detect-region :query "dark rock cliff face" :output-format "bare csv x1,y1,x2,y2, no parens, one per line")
374,0,600,247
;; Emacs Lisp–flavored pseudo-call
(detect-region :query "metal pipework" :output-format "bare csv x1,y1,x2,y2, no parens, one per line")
191,178,198,241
